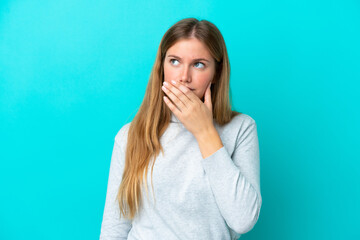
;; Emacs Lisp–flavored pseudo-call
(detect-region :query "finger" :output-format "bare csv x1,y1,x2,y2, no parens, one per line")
163,96,182,115
164,80,193,108
204,82,212,110
169,80,197,104
162,82,186,111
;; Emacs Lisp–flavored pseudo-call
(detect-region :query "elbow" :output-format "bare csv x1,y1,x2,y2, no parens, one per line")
230,196,262,235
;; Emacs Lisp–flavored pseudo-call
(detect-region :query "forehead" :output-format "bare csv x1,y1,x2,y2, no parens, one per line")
166,38,212,58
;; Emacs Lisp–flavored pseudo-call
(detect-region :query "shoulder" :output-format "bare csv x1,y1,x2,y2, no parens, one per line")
218,113,258,146
232,112,256,126
231,113,258,146
223,112,257,133
114,122,132,152
232,113,257,135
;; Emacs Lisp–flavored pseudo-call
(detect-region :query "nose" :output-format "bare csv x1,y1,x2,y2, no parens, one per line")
179,65,191,84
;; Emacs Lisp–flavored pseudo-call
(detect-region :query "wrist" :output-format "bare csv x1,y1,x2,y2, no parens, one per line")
195,126,218,142
195,127,224,159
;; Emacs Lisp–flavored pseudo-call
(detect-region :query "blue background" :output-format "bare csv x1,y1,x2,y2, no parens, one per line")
1,0,359,239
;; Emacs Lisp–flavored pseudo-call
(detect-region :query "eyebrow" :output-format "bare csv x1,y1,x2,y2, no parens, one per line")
167,54,210,63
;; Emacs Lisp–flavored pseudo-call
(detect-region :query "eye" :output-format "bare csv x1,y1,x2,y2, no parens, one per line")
170,59,179,66
194,62,205,69
169,59,206,69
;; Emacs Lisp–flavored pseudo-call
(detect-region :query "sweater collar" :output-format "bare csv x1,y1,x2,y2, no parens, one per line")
170,112,181,123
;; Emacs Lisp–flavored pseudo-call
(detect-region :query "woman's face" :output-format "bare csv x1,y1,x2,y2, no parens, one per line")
163,38,216,101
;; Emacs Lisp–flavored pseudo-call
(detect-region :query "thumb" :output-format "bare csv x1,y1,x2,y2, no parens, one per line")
204,82,212,111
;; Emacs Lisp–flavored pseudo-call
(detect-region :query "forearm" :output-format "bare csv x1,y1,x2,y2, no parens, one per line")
195,126,224,159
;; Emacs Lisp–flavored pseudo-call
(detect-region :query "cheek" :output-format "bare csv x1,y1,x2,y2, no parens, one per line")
195,73,213,88
163,63,176,80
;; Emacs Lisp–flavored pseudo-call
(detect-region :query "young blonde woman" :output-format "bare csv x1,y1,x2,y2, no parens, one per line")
100,18,262,240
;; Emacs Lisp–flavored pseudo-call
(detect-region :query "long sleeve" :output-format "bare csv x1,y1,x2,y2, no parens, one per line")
100,136,132,240
200,117,262,235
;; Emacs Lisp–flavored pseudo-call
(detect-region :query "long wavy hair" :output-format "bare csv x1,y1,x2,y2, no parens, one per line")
117,17,240,220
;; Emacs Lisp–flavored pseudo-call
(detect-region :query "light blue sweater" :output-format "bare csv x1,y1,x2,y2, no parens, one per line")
100,112,262,240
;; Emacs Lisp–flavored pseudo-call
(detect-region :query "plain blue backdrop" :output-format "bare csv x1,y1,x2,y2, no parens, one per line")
1,0,359,239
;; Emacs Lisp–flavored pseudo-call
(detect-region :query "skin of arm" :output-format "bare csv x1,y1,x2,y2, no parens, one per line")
194,126,224,159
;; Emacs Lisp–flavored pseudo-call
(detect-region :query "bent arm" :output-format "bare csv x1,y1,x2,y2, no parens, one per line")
200,118,262,234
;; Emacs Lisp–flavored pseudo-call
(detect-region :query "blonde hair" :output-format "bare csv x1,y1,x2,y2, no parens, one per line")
117,17,240,219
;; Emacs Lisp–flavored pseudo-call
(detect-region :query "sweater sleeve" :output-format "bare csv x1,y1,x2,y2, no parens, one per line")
100,136,132,240
200,117,262,235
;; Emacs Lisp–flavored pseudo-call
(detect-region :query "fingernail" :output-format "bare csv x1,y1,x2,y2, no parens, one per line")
171,80,176,84
163,81,168,86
